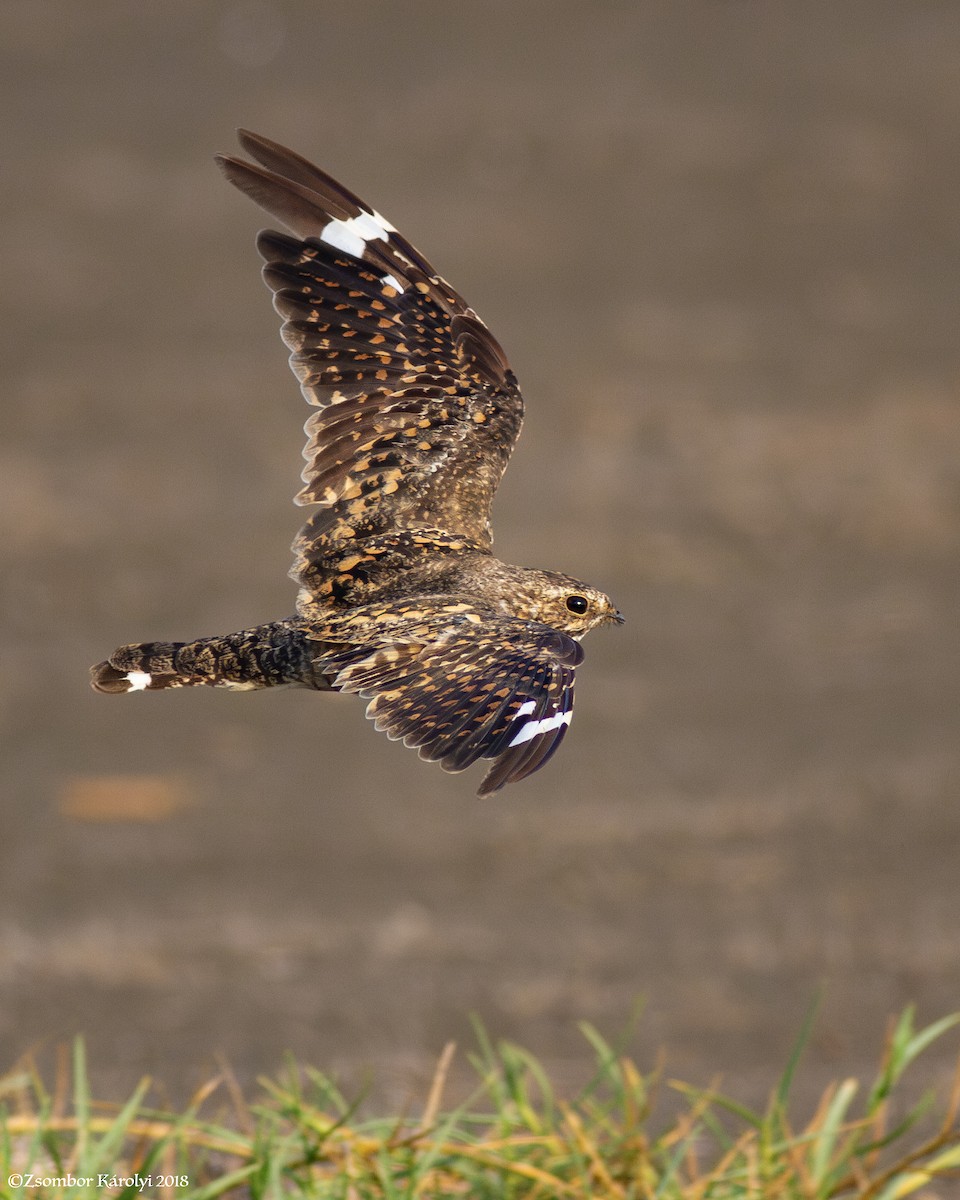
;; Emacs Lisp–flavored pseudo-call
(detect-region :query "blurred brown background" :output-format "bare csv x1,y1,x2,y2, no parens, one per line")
2,2,959,1110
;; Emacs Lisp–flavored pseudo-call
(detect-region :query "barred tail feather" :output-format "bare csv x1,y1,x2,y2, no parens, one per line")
91,641,193,693
90,623,325,694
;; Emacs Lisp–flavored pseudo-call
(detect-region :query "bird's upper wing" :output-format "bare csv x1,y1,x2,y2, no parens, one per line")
216,131,525,581
308,598,583,797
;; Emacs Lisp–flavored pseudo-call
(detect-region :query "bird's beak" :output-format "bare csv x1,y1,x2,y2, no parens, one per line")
611,609,625,625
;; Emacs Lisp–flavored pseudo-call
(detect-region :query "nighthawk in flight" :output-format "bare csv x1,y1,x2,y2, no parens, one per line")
92,131,623,797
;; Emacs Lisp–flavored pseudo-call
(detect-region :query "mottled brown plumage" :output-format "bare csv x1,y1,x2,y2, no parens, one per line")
91,131,623,797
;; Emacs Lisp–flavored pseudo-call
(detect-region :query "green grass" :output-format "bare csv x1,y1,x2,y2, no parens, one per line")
2,1007,959,1199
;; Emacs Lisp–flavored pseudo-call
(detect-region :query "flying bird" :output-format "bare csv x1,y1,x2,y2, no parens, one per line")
91,131,623,797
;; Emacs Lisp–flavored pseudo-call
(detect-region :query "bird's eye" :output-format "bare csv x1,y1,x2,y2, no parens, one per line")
566,594,589,614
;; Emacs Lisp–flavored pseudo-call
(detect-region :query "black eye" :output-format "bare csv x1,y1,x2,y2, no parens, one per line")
566,594,589,614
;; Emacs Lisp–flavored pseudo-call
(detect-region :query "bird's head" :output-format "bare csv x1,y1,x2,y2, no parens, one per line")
518,570,625,638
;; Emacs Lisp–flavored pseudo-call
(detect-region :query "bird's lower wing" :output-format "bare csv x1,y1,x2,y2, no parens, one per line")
309,599,583,797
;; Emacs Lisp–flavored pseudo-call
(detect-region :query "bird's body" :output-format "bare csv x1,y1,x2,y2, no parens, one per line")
92,132,622,797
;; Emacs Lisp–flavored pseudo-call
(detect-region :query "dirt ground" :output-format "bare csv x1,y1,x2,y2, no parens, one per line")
3,3,960,1115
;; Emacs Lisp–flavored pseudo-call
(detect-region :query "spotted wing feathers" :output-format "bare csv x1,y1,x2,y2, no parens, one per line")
311,600,582,797
216,132,524,564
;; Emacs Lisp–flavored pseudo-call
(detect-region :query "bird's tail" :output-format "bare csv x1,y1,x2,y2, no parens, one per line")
90,621,324,694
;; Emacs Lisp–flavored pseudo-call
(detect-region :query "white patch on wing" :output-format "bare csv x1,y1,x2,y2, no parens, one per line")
508,707,572,747
319,208,398,261
381,273,404,293
125,670,152,691
319,218,366,258
370,207,396,233
348,210,390,241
